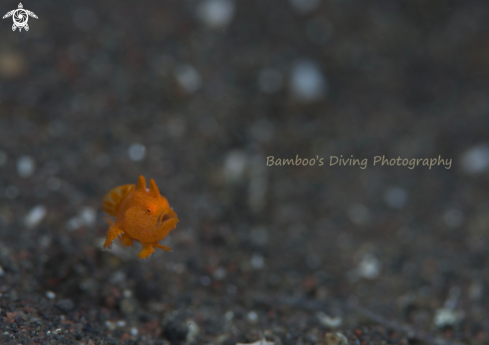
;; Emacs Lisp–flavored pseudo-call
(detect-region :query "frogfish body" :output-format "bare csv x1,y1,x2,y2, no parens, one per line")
102,176,179,259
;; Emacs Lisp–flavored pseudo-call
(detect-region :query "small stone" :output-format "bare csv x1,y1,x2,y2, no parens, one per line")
258,68,284,94
357,254,381,279
120,298,137,316
79,207,96,226
317,312,342,328
199,118,218,139
348,204,369,225
0,51,26,78
46,177,61,191
105,320,116,331
128,143,146,162
197,0,235,29
236,338,274,345
130,327,138,336
4,186,19,199
213,267,226,280
444,209,464,228
175,64,202,93
290,60,326,102
461,144,489,174
186,319,199,342
323,332,348,345
122,289,132,298
384,187,407,209
55,299,74,312
73,7,98,32
223,151,248,183
250,119,274,142
247,311,258,323
250,253,264,270
45,291,56,300
24,205,47,229
224,311,234,321
200,275,211,286
434,308,459,328
17,155,35,178
250,227,269,246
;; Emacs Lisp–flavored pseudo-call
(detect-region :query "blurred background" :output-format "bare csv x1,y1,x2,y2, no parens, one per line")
1,0,489,344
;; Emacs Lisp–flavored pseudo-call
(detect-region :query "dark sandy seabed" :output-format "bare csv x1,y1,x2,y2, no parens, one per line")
1,0,489,344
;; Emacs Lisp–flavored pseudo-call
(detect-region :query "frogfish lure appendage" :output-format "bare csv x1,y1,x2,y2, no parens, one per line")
102,176,179,259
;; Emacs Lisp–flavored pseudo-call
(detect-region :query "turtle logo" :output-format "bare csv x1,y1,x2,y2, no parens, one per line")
3,3,38,32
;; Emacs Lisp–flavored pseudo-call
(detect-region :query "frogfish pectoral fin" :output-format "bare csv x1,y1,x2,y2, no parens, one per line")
103,225,124,249
138,243,155,259
119,233,134,247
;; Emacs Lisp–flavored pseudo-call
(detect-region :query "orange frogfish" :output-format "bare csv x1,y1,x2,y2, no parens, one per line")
102,176,179,259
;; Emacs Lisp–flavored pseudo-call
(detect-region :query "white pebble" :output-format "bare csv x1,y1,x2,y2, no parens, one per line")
290,60,326,102
0,151,7,166
66,217,82,231
128,143,146,162
175,64,202,93
250,253,264,270
123,289,132,298
213,267,226,280
117,320,126,328
130,327,138,336
358,254,381,279
444,209,464,228
289,0,321,14
258,68,284,94
24,205,47,229
197,0,235,29
110,271,127,284
46,291,56,300
105,320,116,331
186,319,200,342
224,311,234,321
247,311,258,323
469,281,483,301
17,155,35,178
317,312,342,328
223,151,247,183
348,204,370,225
461,144,489,174
66,207,97,230
434,308,459,327
79,207,96,226
384,187,407,209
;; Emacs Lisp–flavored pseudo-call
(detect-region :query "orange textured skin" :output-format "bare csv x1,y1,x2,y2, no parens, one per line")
102,176,179,259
